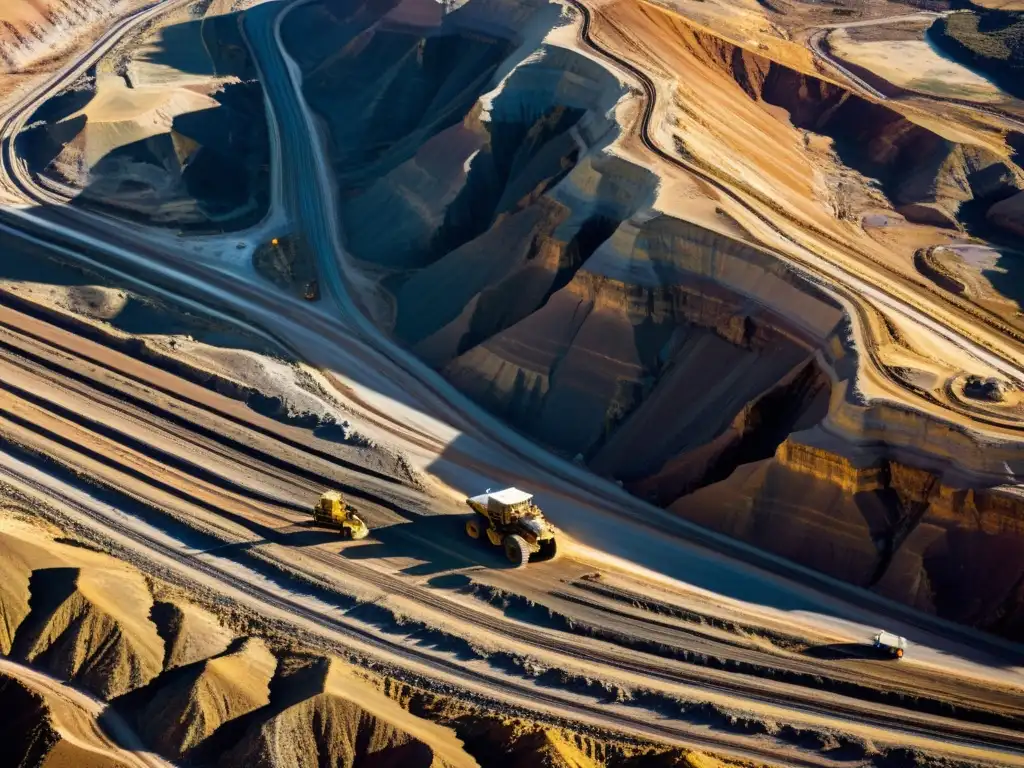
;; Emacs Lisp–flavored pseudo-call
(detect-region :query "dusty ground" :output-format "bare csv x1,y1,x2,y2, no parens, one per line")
0,238,1018,766
829,27,1007,102
3,0,1024,766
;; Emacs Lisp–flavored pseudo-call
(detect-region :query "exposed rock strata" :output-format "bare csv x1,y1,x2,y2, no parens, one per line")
673,434,1024,637
285,0,1024,638
285,0,841,487
673,16,1024,231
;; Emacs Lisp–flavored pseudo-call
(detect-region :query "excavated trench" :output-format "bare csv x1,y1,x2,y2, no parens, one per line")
287,0,1024,636
14,10,270,230
285,0,841,511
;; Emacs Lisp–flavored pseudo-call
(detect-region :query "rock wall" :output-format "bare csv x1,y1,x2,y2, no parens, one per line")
684,20,1024,231
287,0,1024,639
673,434,1024,638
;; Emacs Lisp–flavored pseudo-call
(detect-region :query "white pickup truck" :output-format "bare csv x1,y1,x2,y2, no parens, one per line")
873,630,907,659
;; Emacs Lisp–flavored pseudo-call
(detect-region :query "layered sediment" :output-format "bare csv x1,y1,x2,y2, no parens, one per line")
0,510,749,768
673,433,1024,638
285,0,1024,637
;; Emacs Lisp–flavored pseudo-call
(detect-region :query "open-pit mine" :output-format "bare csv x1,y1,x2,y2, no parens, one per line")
0,0,1023,765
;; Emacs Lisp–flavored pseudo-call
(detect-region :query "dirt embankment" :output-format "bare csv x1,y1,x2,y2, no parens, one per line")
0,508,749,768
682,19,1024,231
15,5,270,230
930,5,1024,100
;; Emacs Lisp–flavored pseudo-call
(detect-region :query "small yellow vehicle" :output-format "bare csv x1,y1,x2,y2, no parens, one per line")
311,491,369,540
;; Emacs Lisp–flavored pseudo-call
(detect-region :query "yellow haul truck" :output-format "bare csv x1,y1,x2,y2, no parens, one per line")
311,491,369,540
465,487,557,567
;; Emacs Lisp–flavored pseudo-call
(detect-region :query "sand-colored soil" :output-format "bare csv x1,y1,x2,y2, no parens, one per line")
132,637,276,758
15,1,269,228
0,666,137,768
829,29,1007,103
151,598,234,671
0,516,165,700
0,510,483,767
223,656,476,768
0,506,761,768
0,0,150,71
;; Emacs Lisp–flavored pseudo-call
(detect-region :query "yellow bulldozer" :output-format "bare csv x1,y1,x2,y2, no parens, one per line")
311,491,369,539
465,487,557,567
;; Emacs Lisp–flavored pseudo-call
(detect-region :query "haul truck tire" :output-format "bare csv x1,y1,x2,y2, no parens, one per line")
503,535,529,568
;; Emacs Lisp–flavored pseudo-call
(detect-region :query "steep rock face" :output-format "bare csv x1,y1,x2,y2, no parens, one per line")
11,565,164,700
673,434,1024,638
284,0,625,279
222,657,475,768
286,0,842,500
127,637,276,758
443,213,838,483
687,22,1024,230
16,10,269,229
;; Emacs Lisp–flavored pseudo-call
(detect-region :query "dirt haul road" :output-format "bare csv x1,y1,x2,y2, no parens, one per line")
0,269,1021,765
0,0,1022,766
564,0,1024,438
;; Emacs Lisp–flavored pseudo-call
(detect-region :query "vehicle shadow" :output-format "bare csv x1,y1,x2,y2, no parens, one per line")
801,642,891,661
342,511,512,576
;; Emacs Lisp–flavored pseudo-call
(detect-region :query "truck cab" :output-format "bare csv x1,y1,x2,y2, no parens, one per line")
873,630,907,659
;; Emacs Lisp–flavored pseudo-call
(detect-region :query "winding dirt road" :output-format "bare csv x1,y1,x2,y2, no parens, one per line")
0,0,1020,765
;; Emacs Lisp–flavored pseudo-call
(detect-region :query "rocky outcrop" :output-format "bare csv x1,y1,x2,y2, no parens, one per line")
442,212,838,485
988,190,1024,236
685,21,1024,231
673,433,1024,638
